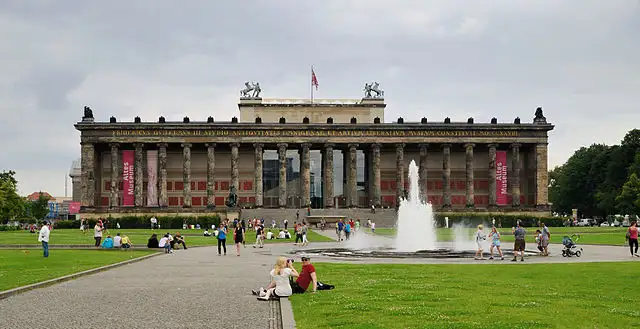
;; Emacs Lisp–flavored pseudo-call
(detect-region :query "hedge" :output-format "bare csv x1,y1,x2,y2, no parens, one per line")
0,225,21,231
434,214,564,227
54,215,221,230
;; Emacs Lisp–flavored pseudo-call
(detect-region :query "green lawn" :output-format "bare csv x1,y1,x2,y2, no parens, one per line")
290,262,640,329
372,227,629,245
0,249,156,291
0,228,333,246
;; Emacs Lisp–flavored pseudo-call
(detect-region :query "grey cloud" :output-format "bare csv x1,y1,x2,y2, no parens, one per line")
0,0,639,196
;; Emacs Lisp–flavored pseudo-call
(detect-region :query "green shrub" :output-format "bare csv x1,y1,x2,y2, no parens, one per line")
0,225,21,231
82,215,222,229
54,220,79,229
435,214,564,227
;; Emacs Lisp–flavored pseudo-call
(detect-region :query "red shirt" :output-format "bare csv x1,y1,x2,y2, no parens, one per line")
630,227,638,240
296,264,316,290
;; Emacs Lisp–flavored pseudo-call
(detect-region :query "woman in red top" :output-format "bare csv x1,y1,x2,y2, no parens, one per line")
628,221,639,257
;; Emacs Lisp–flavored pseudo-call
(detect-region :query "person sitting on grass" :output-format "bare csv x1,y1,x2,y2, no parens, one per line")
101,235,114,249
291,256,318,294
147,233,159,248
171,232,187,250
121,234,132,249
277,229,286,239
253,257,299,301
159,234,172,253
266,230,274,240
203,229,211,236
113,233,122,248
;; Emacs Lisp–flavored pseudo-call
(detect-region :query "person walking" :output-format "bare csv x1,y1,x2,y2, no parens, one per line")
627,221,639,257
302,223,310,246
474,224,486,260
540,222,551,256
217,224,227,256
254,223,265,248
94,222,103,247
234,222,244,256
38,221,51,258
488,226,504,260
512,221,526,262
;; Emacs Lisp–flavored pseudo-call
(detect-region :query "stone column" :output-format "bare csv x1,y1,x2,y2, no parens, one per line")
206,143,216,208
109,143,119,208
396,143,405,206
277,143,288,208
230,142,240,193
371,143,381,207
158,143,168,207
323,143,335,208
442,144,452,208
134,143,144,207
348,143,358,207
419,144,428,201
80,142,96,208
182,143,192,207
488,144,497,207
301,143,311,207
511,143,521,207
535,143,549,208
464,143,475,208
253,143,264,208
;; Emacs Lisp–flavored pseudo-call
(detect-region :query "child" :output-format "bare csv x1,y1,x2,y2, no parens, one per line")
474,224,486,260
535,229,543,252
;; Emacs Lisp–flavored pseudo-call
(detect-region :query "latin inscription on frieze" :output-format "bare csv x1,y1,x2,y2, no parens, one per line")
111,129,519,138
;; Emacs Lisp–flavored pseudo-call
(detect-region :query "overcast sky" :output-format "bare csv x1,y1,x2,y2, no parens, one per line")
1,0,638,197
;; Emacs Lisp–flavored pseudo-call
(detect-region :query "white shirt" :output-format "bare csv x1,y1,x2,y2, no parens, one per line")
266,231,274,239
38,226,50,243
158,237,169,247
151,217,157,224
278,231,286,239
113,236,122,247
270,268,293,297
94,226,102,237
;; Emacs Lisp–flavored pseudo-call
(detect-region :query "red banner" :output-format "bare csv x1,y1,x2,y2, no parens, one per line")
496,151,508,205
122,150,135,206
68,202,81,214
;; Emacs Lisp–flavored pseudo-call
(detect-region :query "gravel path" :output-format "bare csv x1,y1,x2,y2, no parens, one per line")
0,245,281,329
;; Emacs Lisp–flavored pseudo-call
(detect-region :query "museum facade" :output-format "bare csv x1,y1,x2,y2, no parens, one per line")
75,94,554,216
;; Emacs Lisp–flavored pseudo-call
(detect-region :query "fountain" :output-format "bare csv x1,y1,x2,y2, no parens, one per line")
395,160,437,251
293,160,531,259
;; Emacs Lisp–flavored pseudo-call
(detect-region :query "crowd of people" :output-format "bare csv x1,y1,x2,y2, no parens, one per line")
472,221,551,261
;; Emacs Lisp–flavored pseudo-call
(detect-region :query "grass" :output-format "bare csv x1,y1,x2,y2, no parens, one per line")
0,228,334,246
0,249,156,291
372,227,630,246
290,262,640,329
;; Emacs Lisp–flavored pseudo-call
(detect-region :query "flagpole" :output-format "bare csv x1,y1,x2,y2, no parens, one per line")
310,65,314,103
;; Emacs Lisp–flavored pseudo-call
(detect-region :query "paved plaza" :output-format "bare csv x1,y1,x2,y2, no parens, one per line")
0,231,636,329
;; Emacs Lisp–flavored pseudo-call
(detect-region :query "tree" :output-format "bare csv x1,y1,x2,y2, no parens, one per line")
616,173,640,216
0,170,25,222
31,192,51,220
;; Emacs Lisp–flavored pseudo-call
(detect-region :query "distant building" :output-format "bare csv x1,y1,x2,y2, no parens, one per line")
69,159,81,202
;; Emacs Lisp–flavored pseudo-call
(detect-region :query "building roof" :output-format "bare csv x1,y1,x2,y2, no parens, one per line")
26,191,53,202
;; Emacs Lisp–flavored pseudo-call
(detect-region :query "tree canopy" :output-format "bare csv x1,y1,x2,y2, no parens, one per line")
549,129,640,218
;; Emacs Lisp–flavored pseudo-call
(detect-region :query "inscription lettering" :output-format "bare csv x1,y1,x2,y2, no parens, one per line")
112,129,519,138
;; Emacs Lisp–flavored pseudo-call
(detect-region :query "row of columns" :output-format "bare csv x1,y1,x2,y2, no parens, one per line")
81,141,537,209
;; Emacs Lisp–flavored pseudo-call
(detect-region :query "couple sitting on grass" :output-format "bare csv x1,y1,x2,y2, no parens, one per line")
147,232,187,253
252,256,334,301
101,233,132,249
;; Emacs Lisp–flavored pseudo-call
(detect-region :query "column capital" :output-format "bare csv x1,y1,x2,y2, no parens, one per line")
253,143,264,149
348,143,359,150
324,143,335,150
80,141,94,146
109,143,120,149
181,143,192,148
395,143,405,150
510,143,522,148
441,143,452,149
464,143,476,149
419,143,428,154
205,143,216,148
230,142,240,148
487,143,498,149
277,143,288,152
301,142,312,149
370,143,381,150
133,142,144,149
157,142,168,148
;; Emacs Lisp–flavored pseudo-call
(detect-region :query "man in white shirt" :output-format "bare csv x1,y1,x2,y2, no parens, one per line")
150,217,158,230
38,221,51,258
113,233,122,248
278,230,286,239
266,231,274,240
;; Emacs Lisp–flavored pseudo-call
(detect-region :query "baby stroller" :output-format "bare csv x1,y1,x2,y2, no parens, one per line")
561,234,583,257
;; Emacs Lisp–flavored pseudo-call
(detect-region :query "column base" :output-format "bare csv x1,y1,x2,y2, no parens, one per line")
536,204,549,210
182,205,192,209
441,204,452,210
465,204,475,209
206,204,217,210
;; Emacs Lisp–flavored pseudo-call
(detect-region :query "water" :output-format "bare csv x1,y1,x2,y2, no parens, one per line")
394,160,438,251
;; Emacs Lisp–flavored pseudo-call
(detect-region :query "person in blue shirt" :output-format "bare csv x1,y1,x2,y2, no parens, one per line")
101,235,114,249
336,219,345,241
217,224,227,256
344,222,352,240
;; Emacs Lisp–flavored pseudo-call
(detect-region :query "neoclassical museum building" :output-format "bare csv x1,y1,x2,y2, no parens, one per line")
75,85,553,218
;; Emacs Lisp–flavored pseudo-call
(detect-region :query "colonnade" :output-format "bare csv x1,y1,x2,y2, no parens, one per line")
80,141,548,209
